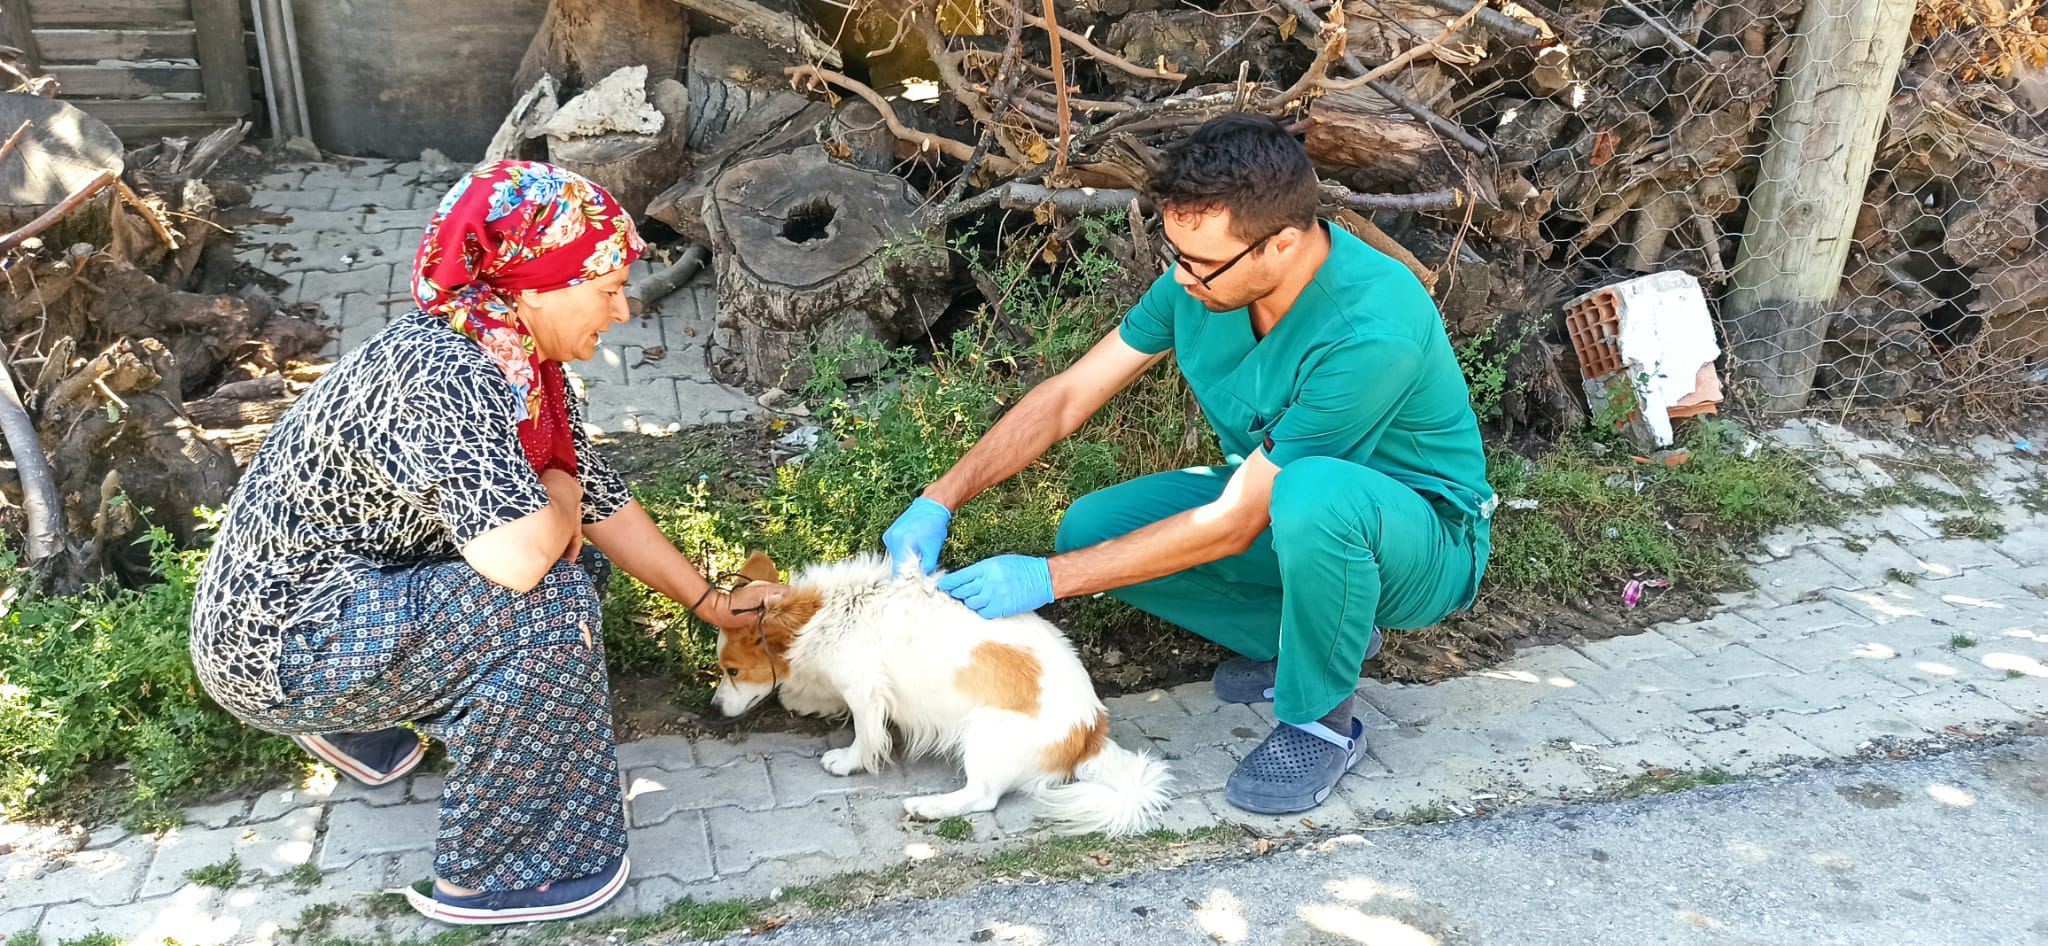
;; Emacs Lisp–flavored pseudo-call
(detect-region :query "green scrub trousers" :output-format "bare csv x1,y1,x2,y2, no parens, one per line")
1055,460,1487,726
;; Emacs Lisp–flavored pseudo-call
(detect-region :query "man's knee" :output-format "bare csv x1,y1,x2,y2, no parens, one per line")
1270,456,1383,541
1054,488,1122,554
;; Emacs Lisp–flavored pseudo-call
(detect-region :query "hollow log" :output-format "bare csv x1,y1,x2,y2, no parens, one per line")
704,146,950,387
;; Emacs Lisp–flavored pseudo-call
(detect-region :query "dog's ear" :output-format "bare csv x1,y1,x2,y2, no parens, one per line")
737,550,779,585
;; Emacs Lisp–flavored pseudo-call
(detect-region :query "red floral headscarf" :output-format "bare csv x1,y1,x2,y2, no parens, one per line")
411,160,645,475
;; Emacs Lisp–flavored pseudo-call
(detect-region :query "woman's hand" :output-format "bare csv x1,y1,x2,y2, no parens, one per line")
693,581,792,633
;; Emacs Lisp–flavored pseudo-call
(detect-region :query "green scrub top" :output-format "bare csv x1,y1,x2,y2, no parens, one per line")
1118,221,1496,526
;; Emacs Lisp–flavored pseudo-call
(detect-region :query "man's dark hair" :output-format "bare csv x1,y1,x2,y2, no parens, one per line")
1147,113,1320,243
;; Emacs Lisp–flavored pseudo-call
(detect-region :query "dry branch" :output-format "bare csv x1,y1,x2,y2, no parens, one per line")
0,168,115,255
1019,9,1188,81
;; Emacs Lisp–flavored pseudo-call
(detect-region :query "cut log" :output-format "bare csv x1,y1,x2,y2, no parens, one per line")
1102,10,1242,93
547,76,688,220
36,336,238,590
0,94,123,245
669,0,840,68
1721,0,1917,411
684,32,810,152
1303,87,1494,207
1969,245,2048,326
1942,175,2041,269
483,75,560,164
644,93,829,240
704,146,950,386
514,0,687,96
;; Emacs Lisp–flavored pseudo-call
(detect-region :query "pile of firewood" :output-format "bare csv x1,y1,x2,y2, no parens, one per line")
0,89,326,591
493,0,2046,424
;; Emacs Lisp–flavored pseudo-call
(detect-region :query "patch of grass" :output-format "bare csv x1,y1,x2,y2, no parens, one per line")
286,860,323,890
933,816,974,841
1617,767,1734,798
2016,483,2048,515
979,828,1205,880
530,894,765,944
607,219,1212,697
360,890,412,917
286,903,342,939
1950,634,1978,649
1398,804,1456,825
0,522,302,823
1863,455,2000,519
5,931,41,946
1938,513,2006,539
1483,420,1830,602
183,854,242,889
545,826,1238,942
1884,568,1920,586
55,935,121,946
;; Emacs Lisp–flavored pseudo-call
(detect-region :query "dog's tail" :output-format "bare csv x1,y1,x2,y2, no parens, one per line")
1033,734,1174,838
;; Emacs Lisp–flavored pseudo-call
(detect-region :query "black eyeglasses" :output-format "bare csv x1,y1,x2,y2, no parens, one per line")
1157,232,1275,288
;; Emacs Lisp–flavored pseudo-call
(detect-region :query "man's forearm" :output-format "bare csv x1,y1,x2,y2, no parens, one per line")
1048,504,1260,599
923,382,1078,511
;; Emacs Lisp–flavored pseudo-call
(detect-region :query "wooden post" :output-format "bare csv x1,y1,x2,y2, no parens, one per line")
190,0,254,121
0,0,40,72
1720,0,1915,412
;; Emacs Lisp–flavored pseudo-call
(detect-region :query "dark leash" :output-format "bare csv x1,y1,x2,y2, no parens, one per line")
685,571,779,734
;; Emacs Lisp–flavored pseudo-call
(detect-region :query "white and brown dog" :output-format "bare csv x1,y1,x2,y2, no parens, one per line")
713,551,1173,836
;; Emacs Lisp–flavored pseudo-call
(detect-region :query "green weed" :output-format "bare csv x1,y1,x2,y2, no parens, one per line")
286,860,323,890
1617,768,1734,798
0,524,301,823
1398,804,1456,824
934,816,974,841
1483,421,1828,601
183,854,242,889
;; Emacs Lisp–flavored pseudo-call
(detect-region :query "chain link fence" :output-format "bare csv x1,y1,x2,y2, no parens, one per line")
1508,0,2048,431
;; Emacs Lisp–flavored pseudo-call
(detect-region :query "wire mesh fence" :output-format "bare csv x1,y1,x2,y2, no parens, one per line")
792,0,2048,437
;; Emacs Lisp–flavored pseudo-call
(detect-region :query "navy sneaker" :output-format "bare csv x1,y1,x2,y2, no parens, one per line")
1212,628,1386,704
292,729,424,787
1224,718,1365,814
403,855,631,925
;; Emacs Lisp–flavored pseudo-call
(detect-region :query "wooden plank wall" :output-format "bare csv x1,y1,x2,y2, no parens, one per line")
4,0,253,142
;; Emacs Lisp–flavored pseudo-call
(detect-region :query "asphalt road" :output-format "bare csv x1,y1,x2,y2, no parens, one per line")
711,738,2048,946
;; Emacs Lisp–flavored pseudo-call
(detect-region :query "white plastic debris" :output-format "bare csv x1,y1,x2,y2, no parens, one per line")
1565,271,1723,446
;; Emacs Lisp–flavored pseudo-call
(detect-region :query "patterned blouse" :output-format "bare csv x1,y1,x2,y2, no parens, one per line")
189,308,632,714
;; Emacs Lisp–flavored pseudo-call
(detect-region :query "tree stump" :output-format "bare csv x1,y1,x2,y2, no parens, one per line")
704,146,949,387
547,76,690,220
0,94,123,247
514,0,687,96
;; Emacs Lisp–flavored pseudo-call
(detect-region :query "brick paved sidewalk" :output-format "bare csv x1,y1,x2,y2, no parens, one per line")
1,160,2043,944
232,157,759,434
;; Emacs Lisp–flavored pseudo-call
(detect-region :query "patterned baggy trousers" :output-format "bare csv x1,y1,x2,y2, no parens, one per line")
236,554,626,891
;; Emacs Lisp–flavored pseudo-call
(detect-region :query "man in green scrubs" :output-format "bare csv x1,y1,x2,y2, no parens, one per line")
883,114,1495,814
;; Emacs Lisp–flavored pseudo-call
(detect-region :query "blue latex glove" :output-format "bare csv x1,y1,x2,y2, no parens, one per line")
883,497,953,576
937,555,1055,620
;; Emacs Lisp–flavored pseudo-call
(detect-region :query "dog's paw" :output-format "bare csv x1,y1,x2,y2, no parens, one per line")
902,794,962,821
820,747,863,776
